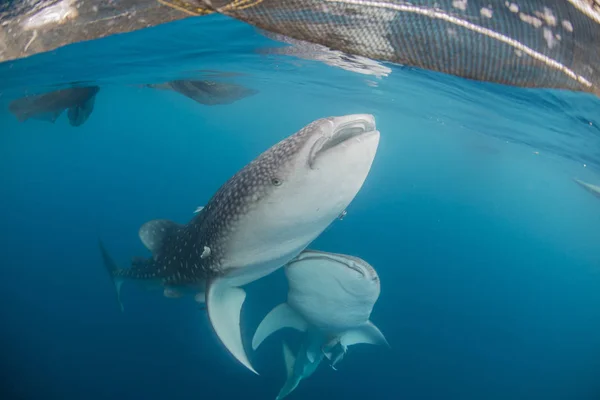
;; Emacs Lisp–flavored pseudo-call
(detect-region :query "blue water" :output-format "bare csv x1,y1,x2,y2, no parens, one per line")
1,13,600,400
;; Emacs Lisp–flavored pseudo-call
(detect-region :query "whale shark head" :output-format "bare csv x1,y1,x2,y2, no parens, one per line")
221,114,380,284
285,250,381,333
206,115,380,375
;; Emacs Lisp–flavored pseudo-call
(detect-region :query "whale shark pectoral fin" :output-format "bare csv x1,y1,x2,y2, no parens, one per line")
206,279,257,375
340,321,389,348
138,219,181,255
276,341,301,400
98,239,125,312
252,303,308,351
67,92,97,127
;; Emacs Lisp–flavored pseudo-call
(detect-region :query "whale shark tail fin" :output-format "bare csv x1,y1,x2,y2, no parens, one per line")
275,341,302,400
98,239,125,312
252,303,308,351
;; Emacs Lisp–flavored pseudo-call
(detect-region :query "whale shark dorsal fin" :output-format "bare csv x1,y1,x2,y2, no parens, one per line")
282,341,296,379
252,303,308,351
206,279,258,375
340,321,389,348
138,219,181,255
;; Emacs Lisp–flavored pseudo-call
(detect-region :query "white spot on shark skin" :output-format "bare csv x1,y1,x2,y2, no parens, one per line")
519,12,543,28
201,246,211,259
562,20,574,32
480,7,493,18
514,49,523,57
452,0,468,11
543,27,557,49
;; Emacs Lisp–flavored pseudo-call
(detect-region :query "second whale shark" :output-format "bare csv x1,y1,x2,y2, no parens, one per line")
100,114,380,374
252,250,388,399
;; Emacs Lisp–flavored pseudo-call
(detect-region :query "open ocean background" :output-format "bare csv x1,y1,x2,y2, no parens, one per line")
1,13,600,400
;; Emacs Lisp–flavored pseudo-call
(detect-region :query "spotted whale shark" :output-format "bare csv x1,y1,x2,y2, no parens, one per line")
99,114,380,374
252,250,388,399
9,86,100,127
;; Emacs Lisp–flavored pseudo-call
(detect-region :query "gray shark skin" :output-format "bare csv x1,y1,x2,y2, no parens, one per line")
100,114,380,374
147,80,258,106
8,85,100,127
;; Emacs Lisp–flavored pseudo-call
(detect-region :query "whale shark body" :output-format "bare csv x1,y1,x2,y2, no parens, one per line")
99,114,380,374
252,250,389,399
9,86,100,127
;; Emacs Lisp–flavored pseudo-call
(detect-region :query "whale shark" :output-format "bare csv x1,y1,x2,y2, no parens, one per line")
252,250,388,399
574,178,600,199
8,86,100,126
100,114,380,374
146,80,257,106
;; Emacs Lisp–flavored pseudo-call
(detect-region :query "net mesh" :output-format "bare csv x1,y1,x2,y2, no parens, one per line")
1,0,599,96
196,0,600,95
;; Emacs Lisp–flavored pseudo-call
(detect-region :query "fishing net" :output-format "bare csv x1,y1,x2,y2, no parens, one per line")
196,0,600,95
1,0,599,96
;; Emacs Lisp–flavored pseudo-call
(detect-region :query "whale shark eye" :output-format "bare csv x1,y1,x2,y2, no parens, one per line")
271,177,282,186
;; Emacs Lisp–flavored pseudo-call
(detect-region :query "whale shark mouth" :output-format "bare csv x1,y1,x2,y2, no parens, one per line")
308,116,377,168
289,250,379,284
